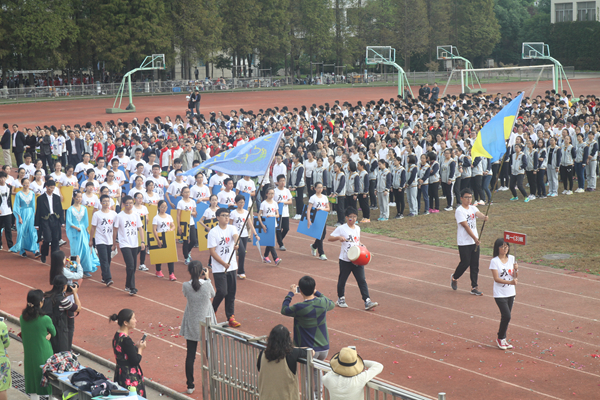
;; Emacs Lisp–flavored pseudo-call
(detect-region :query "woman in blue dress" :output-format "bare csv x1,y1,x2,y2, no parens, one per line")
66,191,99,277
10,178,40,258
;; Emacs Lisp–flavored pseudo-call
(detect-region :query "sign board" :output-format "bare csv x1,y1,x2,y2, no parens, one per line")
253,216,276,247
197,218,219,252
148,229,178,265
504,231,527,245
297,206,329,240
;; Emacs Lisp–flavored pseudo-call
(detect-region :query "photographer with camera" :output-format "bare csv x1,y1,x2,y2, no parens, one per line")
49,250,83,350
179,261,216,394
281,276,334,398
43,274,81,353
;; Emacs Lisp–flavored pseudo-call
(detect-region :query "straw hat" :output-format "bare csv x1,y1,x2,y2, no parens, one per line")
330,347,365,377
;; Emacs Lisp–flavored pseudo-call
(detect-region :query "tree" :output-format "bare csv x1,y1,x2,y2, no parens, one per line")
425,0,451,62
83,0,172,73
296,0,334,74
172,0,223,79
2,0,78,70
394,0,429,70
214,54,232,77
450,0,501,63
492,0,534,64
255,0,290,74
220,0,259,77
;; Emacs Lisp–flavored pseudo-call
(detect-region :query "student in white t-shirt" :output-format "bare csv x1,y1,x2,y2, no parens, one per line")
190,172,211,203
113,195,146,296
258,188,281,265
143,180,160,206
74,153,93,176
177,187,197,265
235,176,256,197
216,177,236,207
128,176,146,198
94,157,108,183
199,194,219,233
450,188,489,296
103,170,121,207
89,194,117,287
110,158,127,188
148,164,169,199
273,174,293,251
59,165,79,191
133,192,150,272
207,207,240,327
153,199,176,280
328,206,378,311
208,171,229,193
83,169,100,194
489,238,518,351
167,170,187,208
230,194,259,280
307,182,330,260
82,182,100,208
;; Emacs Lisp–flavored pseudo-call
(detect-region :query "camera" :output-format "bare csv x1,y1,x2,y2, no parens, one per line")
295,286,300,294
66,282,79,293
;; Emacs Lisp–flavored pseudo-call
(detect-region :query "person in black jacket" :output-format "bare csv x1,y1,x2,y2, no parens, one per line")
11,124,26,167
39,129,53,173
65,131,85,167
1,123,11,166
34,180,64,263
25,129,38,163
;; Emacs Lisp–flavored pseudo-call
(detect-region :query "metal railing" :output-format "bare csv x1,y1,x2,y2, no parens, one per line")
200,317,444,400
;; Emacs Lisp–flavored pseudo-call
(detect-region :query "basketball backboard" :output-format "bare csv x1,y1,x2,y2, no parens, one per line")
437,45,459,60
366,46,395,65
522,43,550,59
152,54,166,69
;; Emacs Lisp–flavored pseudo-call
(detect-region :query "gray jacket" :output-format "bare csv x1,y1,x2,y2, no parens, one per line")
180,279,217,341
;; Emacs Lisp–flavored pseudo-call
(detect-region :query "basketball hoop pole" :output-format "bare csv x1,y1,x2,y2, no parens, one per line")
521,42,573,94
106,54,166,114
365,46,414,99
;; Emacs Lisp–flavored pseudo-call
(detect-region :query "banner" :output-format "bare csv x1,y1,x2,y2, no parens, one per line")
11,187,22,206
86,205,95,233
297,205,329,240
60,186,74,210
276,202,284,231
182,131,284,178
148,229,178,265
240,191,251,210
171,209,190,241
146,204,158,230
253,216,276,247
166,194,181,214
197,218,219,252
211,185,222,196
193,202,209,224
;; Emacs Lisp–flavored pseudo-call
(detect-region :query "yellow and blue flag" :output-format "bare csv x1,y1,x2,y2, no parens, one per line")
471,92,523,162
182,130,284,177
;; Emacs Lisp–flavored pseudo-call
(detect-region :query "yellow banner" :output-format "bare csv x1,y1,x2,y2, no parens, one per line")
171,209,190,241
11,187,22,206
148,229,178,265
86,205,95,233
60,186,74,210
146,204,158,231
197,218,219,252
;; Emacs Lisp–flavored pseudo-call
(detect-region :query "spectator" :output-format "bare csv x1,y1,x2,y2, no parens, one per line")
179,261,216,394
322,347,384,400
257,324,314,400
20,289,55,400
281,275,334,377
109,309,147,397
49,250,83,349
42,274,81,353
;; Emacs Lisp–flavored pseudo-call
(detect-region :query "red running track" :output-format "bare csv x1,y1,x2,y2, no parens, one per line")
1,220,599,399
4,78,600,129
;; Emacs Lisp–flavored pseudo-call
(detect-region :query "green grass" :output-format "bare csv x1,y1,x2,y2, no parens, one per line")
293,185,600,275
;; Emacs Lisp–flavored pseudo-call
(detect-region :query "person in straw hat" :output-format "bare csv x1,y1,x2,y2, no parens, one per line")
323,346,383,400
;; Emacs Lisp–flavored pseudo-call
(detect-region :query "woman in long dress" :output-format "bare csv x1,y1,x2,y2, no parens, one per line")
10,178,40,258
66,191,99,277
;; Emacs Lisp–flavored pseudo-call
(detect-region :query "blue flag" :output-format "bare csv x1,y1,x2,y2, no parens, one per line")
471,93,523,162
182,131,284,177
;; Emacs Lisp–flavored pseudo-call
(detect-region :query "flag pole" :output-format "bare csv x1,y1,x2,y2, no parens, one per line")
225,133,284,266
478,94,522,246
